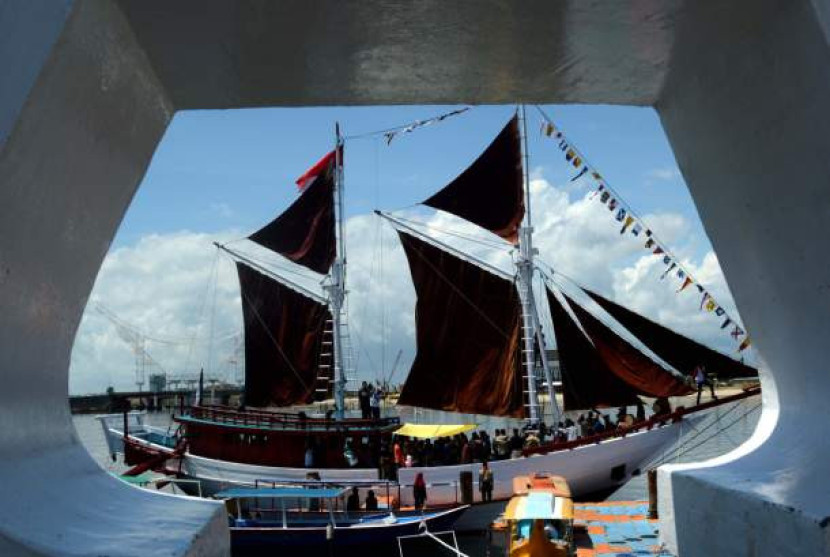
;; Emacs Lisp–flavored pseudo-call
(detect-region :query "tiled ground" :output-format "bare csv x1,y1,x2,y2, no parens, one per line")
574,502,674,556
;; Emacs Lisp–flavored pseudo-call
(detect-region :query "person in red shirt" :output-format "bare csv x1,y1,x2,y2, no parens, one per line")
393,438,404,469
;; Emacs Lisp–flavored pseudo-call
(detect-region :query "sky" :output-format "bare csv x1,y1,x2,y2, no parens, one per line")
68,104,751,395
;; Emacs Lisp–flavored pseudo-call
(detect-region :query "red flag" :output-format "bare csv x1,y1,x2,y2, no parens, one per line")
295,147,342,191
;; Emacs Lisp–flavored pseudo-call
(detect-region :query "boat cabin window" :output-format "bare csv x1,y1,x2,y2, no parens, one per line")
515,519,567,541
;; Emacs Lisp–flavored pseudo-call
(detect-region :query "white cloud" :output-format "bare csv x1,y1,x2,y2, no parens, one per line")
645,167,680,185
70,230,246,394
70,176,749,395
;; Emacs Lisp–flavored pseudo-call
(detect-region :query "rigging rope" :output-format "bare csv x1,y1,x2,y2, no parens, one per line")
665,395,747,454
533,105,750,352
237,283,313,393
650,400,762,468
671,401,761,462
402,232,515,340
386,212,512,251
342,107,472,142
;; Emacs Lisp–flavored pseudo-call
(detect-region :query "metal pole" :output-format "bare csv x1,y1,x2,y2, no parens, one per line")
530,287,560,424
518,105,540,424
647,469,658,519
330,125,347,420
375,210,511,280
213,242,325,303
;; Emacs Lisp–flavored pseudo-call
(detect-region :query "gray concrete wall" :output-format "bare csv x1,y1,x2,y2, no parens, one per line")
0,0,227,554
656,1,830,554
2,0,829,554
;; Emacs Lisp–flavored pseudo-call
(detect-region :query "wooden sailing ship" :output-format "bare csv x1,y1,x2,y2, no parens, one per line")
101,110,760,518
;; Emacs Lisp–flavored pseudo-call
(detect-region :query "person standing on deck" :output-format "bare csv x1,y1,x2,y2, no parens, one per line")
652,396,672,416
693,364,717,404
358,382,371,419
370,387,382,420
509,428,523,458
365,490,378,511
413,473,427,511
493,429,509,460
346,487,360,512
393,437,404,470
635,398,647,422
479,461,494,502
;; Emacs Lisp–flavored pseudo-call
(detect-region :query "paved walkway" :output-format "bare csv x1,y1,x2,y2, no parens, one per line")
574,501,674,556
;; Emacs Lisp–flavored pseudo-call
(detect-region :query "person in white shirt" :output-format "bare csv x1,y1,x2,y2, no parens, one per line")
693,364,717,404
370,387,382,420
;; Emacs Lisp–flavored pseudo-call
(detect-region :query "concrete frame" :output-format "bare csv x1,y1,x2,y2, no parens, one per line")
1,1,828,555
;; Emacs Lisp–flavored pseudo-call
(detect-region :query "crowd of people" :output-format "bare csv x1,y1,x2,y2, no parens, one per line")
374,400,666,479
300,385,693,477
312,397,689,512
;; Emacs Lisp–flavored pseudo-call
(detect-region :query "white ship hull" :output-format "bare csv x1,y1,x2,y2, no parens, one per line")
97,409,715,530
179,418,691,503
101,414,697,501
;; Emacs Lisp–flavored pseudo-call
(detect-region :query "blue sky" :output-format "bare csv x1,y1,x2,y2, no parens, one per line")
71,104,747,395
119,105,706,256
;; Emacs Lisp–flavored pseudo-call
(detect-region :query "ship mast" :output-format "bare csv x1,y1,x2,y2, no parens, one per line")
517,106,560,425
517,106,540,424
328,124,347,420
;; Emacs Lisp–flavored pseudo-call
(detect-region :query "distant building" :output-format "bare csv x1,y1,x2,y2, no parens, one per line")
149,373,166,393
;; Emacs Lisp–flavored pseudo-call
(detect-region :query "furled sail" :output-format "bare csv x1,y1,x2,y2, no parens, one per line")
249,151,337,274
561,293,694,398
397,230,525,417
583,288,758,380
546,287,641,411
236,262,331,407
423,116,524,244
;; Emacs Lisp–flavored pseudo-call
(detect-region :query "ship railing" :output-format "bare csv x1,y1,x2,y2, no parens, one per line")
521,412,682,457
522,384,761,457
252,477,461,510
182,404,400,431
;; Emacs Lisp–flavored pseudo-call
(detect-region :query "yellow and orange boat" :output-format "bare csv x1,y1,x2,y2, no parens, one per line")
492,473,575,557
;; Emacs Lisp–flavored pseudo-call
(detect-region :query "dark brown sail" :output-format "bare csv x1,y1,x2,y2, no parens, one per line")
562,293,694,398
249,153,336,274
423,116,524,244
546,287,641,410
583,288,758,380
236,262,331,407
397,230,524,417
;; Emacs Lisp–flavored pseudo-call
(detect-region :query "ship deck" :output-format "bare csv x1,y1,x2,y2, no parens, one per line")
574,501,673,556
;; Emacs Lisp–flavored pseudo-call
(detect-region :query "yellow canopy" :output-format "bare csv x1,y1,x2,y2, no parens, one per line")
394,423,476,439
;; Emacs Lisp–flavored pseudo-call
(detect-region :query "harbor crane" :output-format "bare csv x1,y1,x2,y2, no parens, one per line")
95,303,241,394
94,303,163,392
